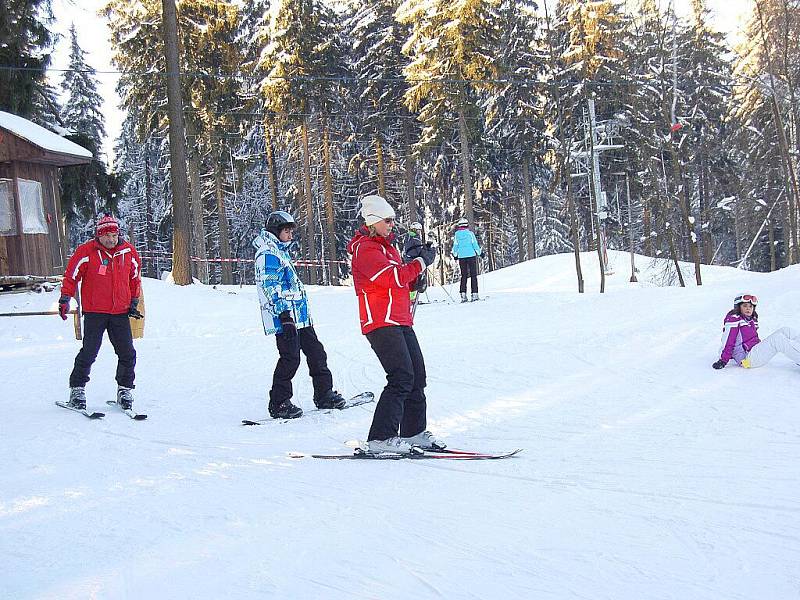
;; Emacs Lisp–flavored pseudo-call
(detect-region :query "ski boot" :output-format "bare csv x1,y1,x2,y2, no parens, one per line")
367,437,413,455
269,399,303,419
460,292,468,303
471,293,479,302
314,389,347,410
402,430,446,450
117,386,134,410
67,387,86,410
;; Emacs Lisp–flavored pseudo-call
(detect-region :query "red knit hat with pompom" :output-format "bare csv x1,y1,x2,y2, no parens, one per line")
96,214,119,236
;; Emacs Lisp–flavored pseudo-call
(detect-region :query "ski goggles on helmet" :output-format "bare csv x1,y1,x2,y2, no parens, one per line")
734,294,758,306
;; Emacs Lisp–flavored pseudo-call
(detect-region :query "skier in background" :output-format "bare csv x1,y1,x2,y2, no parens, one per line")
59,214,143,411
451,217,481,302
253,210,347,419
347,195,441,455
713,293,800,369
402,221,428,305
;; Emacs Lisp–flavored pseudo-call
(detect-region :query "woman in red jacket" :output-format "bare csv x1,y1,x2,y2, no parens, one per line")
59,215,142,412
347,195,439,454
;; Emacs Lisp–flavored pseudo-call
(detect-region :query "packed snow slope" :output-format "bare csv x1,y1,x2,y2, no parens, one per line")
1,250,799,600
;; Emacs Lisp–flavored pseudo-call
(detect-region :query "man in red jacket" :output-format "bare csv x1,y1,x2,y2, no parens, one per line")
59,214,143,411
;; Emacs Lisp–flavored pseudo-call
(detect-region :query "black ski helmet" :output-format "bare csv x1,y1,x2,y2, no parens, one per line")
265,210,296,237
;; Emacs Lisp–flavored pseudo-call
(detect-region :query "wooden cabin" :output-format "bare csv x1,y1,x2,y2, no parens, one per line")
0,111,92,276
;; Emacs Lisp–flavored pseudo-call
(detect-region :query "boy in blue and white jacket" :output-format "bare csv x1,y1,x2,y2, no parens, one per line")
253,211,346,419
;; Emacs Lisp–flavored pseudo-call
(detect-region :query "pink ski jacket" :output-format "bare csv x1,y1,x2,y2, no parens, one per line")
719,312,760,365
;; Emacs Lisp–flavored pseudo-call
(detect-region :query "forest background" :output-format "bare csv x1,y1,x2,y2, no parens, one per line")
2,0,797,288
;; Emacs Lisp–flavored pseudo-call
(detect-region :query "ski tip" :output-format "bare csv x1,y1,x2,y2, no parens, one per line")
132,414,148,420
87,412,105,419
242,420,262,426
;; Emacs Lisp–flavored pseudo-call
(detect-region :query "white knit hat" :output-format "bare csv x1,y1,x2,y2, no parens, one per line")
360,194,396,226
456,217,469,227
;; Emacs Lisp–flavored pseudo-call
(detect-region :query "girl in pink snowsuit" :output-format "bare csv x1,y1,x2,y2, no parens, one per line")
713,294,800,369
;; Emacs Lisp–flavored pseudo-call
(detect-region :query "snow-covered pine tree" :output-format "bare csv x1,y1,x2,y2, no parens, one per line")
0,0,56,122
114,111,172,279
560,0,631,290
344,0,415,217
60,25,106,152
678,0,734,266
397,0,502,228
58,24,111,247
259,0,346,284
482,0,548,263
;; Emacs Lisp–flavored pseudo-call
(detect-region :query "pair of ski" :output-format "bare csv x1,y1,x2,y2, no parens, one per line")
55,400,147,421
241,391,374,426
294,446,522,461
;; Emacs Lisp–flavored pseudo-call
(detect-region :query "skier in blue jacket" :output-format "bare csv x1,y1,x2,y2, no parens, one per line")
253,210,347,419
451,217,481,302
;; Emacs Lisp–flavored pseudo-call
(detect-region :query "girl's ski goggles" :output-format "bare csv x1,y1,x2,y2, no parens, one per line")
734,294,758,306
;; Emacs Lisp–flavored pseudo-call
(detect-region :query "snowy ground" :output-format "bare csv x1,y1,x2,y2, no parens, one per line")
1,250,799,600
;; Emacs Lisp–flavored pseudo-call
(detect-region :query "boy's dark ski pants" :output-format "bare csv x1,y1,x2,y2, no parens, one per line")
270,326,333,405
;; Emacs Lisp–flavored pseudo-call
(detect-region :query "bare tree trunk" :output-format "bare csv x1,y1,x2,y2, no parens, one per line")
643,198,653,257
215,165,233,284
782,198,790,266
698,133,712,263
757,0,799,263
375,136,386,199
457,106,475,226
733,197,743,261
403,120,418,223
322,120,339,285
144,152,156,279
160,0,192,285
566,169,584,293
768,212,776,271
301,120,318,284
666,223,684,286
264,118,279,211
522,156,536,260
585,93,605,293
668,139,702,284
186,119,208,284
514,191,525,263
486,210,495,271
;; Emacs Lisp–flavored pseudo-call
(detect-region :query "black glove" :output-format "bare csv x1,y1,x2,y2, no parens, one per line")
403,237,424,261
58,295,70,320
712,359,726,370
128,298,143,319
415,272,428,294
278,310,297,340
418,242,437,267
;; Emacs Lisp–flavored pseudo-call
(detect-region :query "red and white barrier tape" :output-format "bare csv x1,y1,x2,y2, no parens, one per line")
137,251,347,265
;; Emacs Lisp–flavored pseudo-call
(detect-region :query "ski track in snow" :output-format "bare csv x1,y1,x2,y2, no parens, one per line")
1,251,800,599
